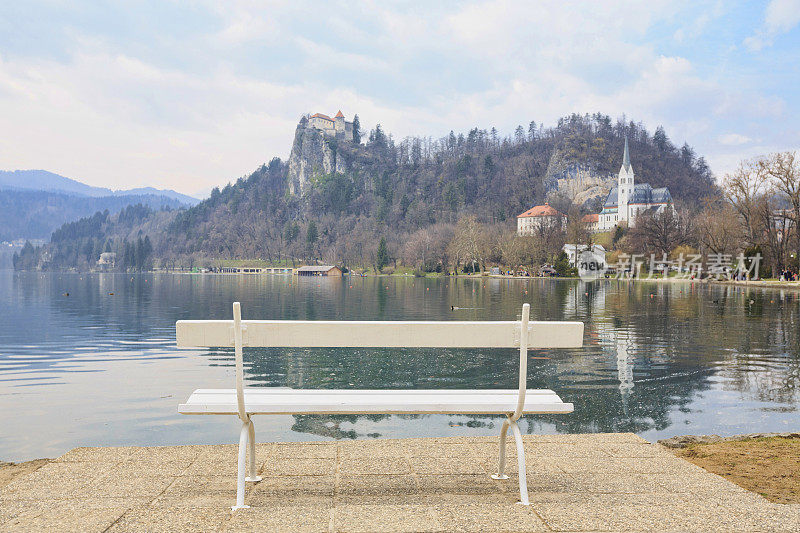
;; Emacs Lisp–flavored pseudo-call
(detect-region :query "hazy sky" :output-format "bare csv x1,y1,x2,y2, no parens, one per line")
1,1,798,197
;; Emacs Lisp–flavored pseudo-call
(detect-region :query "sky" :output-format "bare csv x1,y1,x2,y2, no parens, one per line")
0,1,798,197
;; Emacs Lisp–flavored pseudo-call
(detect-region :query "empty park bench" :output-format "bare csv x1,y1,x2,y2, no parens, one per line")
177,302,583,510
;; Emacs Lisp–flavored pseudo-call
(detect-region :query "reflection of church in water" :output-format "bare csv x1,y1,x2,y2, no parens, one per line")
563,282,637,409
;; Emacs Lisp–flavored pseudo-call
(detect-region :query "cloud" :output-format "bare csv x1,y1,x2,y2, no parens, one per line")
0,1,795,191
718,133,752,146
744,0,800,51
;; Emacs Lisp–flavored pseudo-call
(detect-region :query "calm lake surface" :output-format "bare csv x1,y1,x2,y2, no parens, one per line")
1,271,798,461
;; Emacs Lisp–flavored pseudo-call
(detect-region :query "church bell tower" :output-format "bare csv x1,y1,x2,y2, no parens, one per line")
617,136,634,224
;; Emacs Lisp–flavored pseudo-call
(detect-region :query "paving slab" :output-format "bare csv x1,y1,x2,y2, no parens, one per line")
106,506,231,533
2,434,799,532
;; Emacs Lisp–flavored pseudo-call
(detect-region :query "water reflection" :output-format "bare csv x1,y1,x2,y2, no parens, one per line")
0,271,798,460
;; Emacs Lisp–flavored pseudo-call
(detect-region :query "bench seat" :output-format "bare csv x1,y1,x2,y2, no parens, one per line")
179,388,574,415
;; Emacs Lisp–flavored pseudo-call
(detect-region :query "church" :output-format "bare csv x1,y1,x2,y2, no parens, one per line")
596,137,673,231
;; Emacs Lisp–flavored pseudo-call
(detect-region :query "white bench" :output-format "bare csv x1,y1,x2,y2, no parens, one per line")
177,302,583,510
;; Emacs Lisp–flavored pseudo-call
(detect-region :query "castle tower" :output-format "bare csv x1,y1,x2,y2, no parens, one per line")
617,136,634,224
334,110,345,135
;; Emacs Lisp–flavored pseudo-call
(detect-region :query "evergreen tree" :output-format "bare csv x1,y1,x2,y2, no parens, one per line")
142,236,153,270
306,221,318,255
528,121,537,141
554,251,574,277
352,114,361,144
376,237,389,272
284,221,300,243
514,125,525,144
135,236,145,271
653,126,670,152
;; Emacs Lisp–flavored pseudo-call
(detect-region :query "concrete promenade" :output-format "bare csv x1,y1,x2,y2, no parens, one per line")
2,433,799,532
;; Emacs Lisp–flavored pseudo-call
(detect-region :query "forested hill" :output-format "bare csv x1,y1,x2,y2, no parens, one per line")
164,113,717,261
17,113,720,270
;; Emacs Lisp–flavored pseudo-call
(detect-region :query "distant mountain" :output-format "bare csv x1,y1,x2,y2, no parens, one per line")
0,189,187,241
0,170,201,205
0,169,110,197
111,187,200,206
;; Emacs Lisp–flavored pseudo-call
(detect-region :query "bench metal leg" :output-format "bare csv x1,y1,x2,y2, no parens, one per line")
246,419,262,482
509,419,530,505
491,416,530,505
491,418,511,480
232,420,251,511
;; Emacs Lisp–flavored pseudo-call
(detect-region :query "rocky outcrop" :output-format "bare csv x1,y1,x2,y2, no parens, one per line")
544,162,615,210
287,125,347,196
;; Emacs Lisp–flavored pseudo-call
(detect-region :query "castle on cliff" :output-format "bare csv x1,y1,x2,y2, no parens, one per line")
307,110,354,141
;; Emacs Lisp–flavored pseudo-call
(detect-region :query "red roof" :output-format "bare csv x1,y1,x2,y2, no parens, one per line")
582,214,599,223
335,110,344,118
517,203,565,218
310,113,333,121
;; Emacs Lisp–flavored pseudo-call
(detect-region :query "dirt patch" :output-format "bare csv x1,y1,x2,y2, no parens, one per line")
0,459,50,490
671,437,800,504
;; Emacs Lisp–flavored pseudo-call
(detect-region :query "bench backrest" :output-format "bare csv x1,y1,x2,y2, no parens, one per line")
176,303,583,421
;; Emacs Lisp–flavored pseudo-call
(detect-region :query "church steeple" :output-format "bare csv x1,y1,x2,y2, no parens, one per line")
621,135,631,173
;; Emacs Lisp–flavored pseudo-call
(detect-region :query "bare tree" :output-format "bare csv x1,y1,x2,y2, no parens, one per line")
402,228,434,269
695,202,741,256
724,158,770,247
448,215,489,273
630,205,691,256
764,151,800,271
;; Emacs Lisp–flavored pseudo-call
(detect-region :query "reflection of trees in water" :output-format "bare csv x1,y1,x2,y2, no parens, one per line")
564,281,800,427
291,414,389,439
706,287,800,405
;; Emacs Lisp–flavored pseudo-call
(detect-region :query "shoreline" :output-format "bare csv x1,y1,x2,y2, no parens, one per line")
10,268,800,290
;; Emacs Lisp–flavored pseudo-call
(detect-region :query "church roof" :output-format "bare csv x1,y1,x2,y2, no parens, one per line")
517,203,566,218
621,135,632,173
603,184,672,208
335,110,344,118
310,113,333,122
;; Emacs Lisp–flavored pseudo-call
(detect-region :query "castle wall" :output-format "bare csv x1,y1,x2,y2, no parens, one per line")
309,116,334,131
309,113,354,141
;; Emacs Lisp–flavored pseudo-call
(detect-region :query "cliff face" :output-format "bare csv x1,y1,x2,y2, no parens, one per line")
545,161,615,211
286,125,347,195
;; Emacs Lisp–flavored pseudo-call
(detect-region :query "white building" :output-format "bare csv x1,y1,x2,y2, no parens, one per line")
308,110,354,141
597,137,673,231
97,252,116,266
516,203,567,236
562,244,606,267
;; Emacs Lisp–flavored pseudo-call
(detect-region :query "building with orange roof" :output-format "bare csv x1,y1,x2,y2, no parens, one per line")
307,110,354,141
516,203,567,235
581,213,600,232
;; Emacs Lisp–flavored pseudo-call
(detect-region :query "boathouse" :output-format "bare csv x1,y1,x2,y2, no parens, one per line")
294,265,343,277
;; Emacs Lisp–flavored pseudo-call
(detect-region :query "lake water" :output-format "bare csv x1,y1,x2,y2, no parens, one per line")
1,271,798,461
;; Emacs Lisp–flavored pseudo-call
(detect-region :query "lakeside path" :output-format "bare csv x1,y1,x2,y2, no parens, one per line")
2,434,799,532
